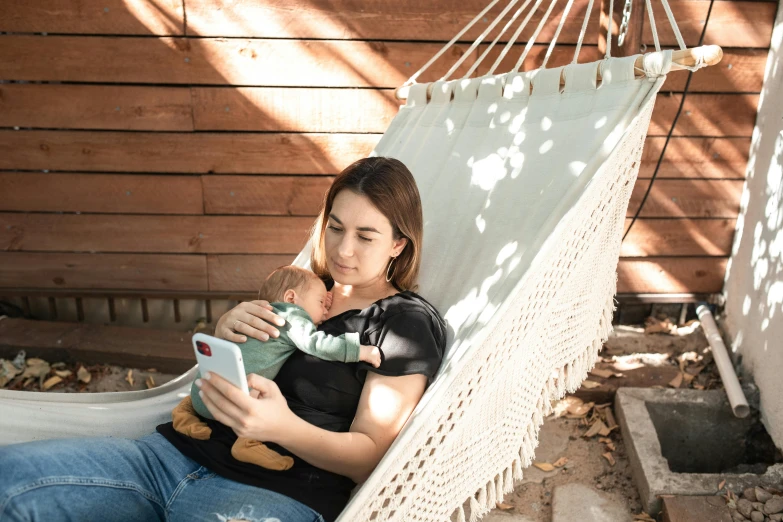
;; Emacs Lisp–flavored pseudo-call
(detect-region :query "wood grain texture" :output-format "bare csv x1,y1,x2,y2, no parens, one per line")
628,179,744,218
642,0,776,48
1,86,762,137
0,173,204,214
0,317,195,374
617,257,728,293
0,214,313,254
0,212,734,257
0,84,194,131
0,134,752,181
0,0,185,35
640,137,749,179
207,254,298,291
202,176,332,216
184,0,601,43
465,45,603,76
650,94,759,137
0,130,380,174
0,252,208,290
0,36,476,87
660,48,767,93
620,218,736,256
192,87,398,133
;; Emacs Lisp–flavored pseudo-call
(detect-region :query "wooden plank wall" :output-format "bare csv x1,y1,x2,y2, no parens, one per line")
0,0,776,306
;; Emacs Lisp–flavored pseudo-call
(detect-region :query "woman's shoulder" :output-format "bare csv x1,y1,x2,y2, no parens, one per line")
361,290,447,381
380,291,443,322
375,291,447,348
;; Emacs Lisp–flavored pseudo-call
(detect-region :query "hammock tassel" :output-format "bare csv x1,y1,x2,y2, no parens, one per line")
504,466,515,494
468,496,483,522
495,472,505,501
455,504,467,522
477,484,488,507
487,479,497,507
512,458,524,481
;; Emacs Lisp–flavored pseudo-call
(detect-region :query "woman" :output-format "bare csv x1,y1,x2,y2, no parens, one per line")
0,157,446,522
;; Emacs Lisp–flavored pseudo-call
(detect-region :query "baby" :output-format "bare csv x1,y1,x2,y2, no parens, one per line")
172,265,381,471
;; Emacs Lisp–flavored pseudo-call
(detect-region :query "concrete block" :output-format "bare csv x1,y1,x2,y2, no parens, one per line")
615,388,783,515
552,483,631,522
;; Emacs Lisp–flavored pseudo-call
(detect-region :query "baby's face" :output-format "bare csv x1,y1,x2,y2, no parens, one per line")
295,279,328,324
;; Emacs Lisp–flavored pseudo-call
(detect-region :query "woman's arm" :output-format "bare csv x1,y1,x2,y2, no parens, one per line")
197,371,427,484
213,300,286,342
281,371,427,482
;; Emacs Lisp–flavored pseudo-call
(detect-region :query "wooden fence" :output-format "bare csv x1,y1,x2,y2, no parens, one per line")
0,0,777,326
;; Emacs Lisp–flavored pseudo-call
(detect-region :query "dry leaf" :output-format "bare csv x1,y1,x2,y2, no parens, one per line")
598,424,613,437
125,369,134,387
553,457,569,468
604,441,616,451
0,359,21,388
581,380,601,389
602,452,616,466
569,402,594,417
77,366,92,384
599,437,612,443
633,513,655,521
644,317,676,335
604,408,618,429
552,396,583,418
496,502,514,511
22,358,50,380
533,462,555,472
42,375,63,390
693,383,705,390
584,419,608,438
668,373,684,388
686,364,706,377
145,375,156,389
145,368,158,373
718,480,726,490
54,369,73,378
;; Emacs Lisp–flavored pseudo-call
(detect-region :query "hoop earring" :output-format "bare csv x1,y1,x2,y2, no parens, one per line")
385,256,397,283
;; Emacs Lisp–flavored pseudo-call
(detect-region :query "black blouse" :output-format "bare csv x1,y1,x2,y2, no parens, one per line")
156,290,446,522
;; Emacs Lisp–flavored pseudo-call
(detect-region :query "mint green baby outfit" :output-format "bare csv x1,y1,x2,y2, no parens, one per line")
190,302,360,420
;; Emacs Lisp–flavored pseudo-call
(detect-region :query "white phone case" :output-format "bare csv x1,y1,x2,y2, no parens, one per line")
192,333,249,395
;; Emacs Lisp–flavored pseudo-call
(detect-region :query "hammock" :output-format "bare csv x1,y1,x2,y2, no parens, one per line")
0,0,721,519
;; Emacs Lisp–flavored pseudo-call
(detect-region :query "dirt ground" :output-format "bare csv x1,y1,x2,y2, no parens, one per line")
0,356,181,393
495,416,643,521
484,314,722,521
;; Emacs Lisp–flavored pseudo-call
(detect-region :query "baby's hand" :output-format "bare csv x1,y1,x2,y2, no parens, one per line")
359,345,382,368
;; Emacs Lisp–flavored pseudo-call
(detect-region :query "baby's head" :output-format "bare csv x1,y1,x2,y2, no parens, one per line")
259,266,329,324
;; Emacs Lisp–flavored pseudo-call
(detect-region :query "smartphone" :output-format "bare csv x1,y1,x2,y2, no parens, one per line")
192,333,250,396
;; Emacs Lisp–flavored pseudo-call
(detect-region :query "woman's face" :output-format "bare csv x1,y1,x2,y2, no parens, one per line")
324,190,407,287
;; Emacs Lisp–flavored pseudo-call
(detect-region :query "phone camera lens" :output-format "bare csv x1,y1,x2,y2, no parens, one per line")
196,341,212,356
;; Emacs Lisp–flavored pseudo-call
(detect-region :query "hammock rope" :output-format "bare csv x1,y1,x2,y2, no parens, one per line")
403,0,709,93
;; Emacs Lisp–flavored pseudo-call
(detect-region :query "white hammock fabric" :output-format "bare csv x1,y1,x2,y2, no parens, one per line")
0,0,690,519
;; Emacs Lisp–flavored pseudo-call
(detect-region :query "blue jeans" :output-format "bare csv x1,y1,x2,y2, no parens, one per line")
0,433,324,522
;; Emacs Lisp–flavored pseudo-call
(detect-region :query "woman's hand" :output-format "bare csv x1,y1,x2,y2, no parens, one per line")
196,372,294,442
214,300,286,343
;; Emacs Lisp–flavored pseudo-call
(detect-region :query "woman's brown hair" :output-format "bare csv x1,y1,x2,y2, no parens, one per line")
310,157,423,291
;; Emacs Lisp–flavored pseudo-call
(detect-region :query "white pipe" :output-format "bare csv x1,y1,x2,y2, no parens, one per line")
696,303,750,418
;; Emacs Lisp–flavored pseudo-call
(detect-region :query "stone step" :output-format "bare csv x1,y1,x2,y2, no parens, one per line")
552,483,632,522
